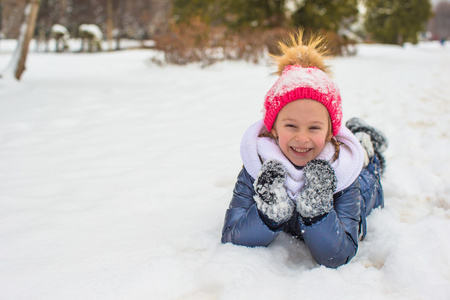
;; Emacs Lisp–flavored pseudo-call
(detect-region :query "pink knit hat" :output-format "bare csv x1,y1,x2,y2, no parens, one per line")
263,32,342,137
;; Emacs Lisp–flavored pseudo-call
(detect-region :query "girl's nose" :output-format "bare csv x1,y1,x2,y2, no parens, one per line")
295,131,309,143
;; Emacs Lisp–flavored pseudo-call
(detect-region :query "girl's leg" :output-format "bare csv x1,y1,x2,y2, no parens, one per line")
346,117,388,174
346,118,387,239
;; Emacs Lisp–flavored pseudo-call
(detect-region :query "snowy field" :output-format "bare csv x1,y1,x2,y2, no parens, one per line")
0,40,449,300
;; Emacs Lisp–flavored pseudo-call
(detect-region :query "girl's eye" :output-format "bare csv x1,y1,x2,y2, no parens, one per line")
285,124,296,128
310,126,322,130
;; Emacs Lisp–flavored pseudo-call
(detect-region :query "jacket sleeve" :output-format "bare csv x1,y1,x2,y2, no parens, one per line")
221,167,282,246
300,179,362,268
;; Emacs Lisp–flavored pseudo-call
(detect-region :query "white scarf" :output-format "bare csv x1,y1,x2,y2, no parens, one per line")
240,120,365,199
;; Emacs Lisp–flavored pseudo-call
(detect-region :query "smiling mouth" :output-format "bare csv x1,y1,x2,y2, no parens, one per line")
291,147,311,153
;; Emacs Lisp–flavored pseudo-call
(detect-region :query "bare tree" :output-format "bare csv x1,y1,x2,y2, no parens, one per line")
1,0,40,80
1,0,27,39
429,1,450,40
106,0,113,50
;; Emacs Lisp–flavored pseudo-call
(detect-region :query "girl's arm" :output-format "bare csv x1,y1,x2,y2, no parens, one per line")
300,179,361,268
221,168,282,246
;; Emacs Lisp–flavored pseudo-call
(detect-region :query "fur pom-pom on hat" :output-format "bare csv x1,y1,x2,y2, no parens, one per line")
264,30,342,137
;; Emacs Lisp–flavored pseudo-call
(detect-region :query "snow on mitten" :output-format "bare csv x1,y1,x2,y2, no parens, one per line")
296,159,337,220
254,160,295,226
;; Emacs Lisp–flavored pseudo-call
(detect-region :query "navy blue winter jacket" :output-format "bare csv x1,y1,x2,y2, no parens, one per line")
221,157,384,268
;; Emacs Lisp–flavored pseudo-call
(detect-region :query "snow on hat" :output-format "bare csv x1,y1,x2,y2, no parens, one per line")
264,31,342,137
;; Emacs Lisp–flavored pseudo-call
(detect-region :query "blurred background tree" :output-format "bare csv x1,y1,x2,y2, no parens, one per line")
172,0,286,28
428,1,450,40
291,0,359,33
364,0,432,44
222,0,287,28
1,0,444,65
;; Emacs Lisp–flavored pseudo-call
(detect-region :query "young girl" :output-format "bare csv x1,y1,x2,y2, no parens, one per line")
221,31,388,268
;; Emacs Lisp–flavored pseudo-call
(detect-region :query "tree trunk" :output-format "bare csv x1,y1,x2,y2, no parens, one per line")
15,0,41,80
106,0,113,51
397,32,403,45
115,1,125,51
0,2,3,51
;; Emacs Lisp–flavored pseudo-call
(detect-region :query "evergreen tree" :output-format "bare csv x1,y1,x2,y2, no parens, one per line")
171,0,286,28
225,0,286,28
172,0,218,24
364,0,432,44
291,0,359,32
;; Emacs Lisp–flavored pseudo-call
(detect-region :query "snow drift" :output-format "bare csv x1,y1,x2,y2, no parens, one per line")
0,41,449,299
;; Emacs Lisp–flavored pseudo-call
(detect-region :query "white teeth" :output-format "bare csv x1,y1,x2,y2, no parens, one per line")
292,147,310,153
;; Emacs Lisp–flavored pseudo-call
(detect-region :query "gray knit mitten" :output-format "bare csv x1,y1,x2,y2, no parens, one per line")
296,159,337,220
254,160,295,226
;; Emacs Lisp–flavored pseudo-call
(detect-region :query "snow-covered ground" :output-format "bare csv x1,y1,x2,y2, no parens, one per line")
0,40,449,300
0,38,153,54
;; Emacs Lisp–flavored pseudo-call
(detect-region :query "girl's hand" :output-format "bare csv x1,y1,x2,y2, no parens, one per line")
254,160,287,204
253,160,294,226
296,159,337,220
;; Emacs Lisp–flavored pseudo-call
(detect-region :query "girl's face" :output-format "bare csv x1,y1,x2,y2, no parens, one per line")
271,99,331,167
